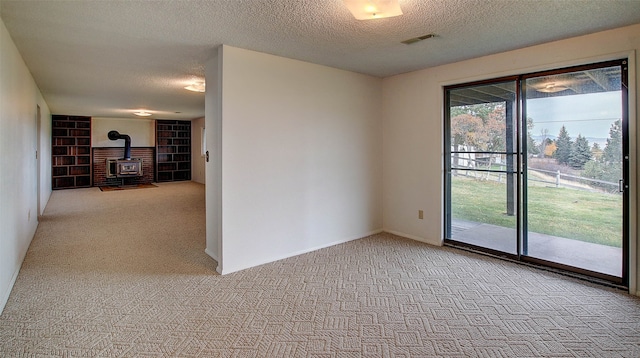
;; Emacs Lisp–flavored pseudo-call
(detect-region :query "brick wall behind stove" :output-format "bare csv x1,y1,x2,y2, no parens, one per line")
93,147,155,186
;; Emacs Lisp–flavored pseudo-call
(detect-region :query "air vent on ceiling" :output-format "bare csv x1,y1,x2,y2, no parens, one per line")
401,33,436,45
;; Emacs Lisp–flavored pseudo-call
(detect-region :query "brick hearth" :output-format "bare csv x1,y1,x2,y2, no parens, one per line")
93,147,155,186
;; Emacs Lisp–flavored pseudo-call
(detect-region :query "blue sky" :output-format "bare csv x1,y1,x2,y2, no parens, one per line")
526,91,622,143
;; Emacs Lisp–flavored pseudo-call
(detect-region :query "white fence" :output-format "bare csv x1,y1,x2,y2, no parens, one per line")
451,154,620,193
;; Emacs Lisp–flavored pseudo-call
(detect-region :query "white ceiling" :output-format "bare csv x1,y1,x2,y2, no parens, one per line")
1,0,640,120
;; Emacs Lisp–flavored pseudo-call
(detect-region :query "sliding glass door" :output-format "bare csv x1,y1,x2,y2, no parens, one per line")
445,79,519,256
445,60,628,285
522,62,628,280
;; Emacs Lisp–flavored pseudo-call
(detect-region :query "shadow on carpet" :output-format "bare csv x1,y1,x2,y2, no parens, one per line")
99,183,158,192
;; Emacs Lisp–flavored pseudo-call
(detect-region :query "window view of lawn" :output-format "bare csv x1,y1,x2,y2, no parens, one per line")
450,175,622,248
446,63,625,279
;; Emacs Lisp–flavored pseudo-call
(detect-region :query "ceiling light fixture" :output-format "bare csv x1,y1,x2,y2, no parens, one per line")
133,111,152,117
344,0,403,20
184,81,205,93
536,83,569,93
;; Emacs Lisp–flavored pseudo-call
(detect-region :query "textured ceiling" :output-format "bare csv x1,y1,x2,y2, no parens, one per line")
1,0,640,120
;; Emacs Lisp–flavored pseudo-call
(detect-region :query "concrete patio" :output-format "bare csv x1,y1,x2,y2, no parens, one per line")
451,219,622,277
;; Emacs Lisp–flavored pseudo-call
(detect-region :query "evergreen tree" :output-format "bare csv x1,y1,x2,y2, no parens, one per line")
603,120,622,164
526,118,540,155
553,126,572,165
591,142,603,162
583,120,623,192
569,134,591,169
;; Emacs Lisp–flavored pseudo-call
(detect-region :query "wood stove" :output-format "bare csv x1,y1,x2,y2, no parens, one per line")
106,130,143,178
106,158,143,178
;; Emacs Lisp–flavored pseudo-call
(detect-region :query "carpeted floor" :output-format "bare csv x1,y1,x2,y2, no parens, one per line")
98,183,158,191
1,181,639,357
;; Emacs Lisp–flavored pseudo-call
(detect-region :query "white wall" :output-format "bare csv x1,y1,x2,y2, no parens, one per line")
0,18,51,313
38,102,52,217
191,116,205,184
205,48,222,265
91,117,155,147
382,23,640,295
207,45,383,274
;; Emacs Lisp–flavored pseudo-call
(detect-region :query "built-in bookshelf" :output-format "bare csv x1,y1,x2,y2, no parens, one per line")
156,120,191,182
51,115,92,189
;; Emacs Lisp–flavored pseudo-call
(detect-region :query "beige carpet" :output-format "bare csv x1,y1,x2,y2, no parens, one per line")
98,183,158,191
1,181,639,357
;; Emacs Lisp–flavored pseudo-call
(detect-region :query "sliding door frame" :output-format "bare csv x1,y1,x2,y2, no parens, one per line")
444,75,522,261
519,59,629,285
444,59,630,287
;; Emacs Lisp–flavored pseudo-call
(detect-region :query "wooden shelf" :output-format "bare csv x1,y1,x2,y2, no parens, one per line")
156,120,191,182
52,115,92,189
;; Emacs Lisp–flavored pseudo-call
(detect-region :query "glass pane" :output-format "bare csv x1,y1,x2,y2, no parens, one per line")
450,175,517,254
447,81,517,255
525,65,623,277
449,83,515,153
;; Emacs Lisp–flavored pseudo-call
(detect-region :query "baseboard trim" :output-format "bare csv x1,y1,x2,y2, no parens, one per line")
204,248,223,274
0,226,33,315
0,266,20,315
383,229,442,246
204,248,218,263
217,229,384,275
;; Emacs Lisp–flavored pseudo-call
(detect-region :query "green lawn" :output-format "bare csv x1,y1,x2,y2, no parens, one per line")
450,175,622,247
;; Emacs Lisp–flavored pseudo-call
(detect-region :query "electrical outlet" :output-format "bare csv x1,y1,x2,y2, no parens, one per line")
418,210,423,220
28,209,31,221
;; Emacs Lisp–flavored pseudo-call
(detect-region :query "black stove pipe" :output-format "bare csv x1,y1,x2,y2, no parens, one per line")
107,130,132,160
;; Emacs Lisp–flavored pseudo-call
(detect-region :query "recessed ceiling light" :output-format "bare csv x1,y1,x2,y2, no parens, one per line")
344,0,403,20
537,83,569,93
133,111,152,117
185,81,205,93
